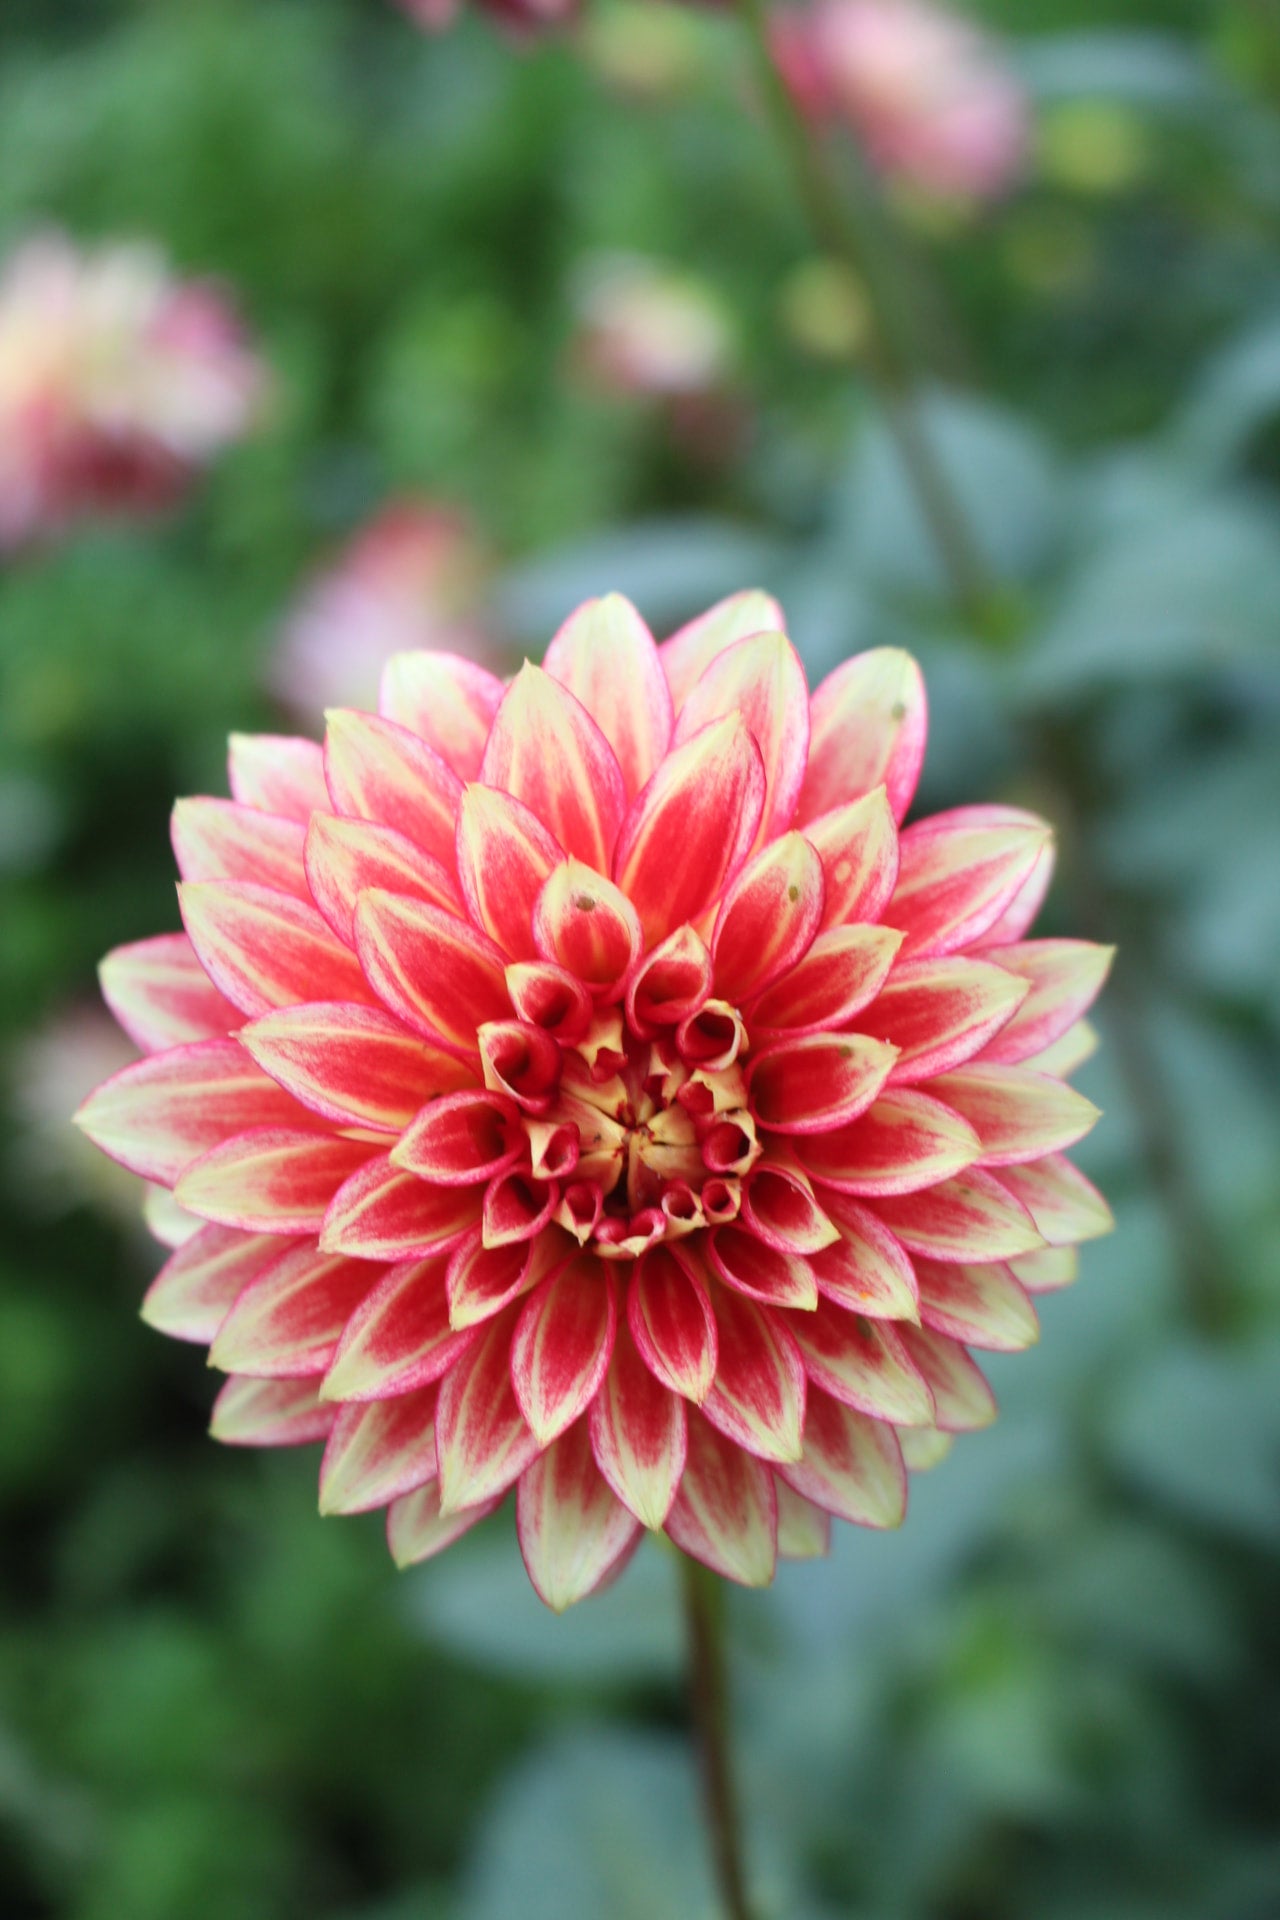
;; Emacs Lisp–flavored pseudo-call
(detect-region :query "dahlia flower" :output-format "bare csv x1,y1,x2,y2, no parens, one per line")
572,255,735,402
0,232,264,550
76,593,1112,1608
773,0,1029,203
271,500,494,718
394,0,580,35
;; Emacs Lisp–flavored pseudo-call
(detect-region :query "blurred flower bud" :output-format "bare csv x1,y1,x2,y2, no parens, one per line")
394,0,580,34
777,256,871,362
571,254,735,401
1037,101,1150,197
12,1003,142,1225
582,2,705,102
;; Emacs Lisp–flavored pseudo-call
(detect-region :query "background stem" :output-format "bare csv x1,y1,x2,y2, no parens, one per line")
680,1555,756,1920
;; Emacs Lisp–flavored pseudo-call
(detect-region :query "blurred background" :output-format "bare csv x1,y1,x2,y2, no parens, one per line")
1,1,1278,1916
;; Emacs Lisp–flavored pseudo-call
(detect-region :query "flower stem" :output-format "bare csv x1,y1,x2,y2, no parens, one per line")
735,0,998,634
680,1554,756,1920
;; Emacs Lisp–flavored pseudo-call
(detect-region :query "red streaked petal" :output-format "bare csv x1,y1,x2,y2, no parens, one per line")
712,831,824,1003
740,1154,840,1255
99,933,242,1054
176,1129,375,1234
929,1064,1101,1166
778,1387,906,1528
446,1226,557,1330
804,789,900,928
393,1089,524,1185
977,940,1115,1064
379,650,504,779
510,1255,616,1445
227,732,328,822
1010,1245,1079,1294
629,1245,717,1401
482,1171,561,1248
242,1002,475,1132
702,1292,806,1463
747,925,901,1039
996,1155,1115,1245
457,785,563,962
982,837,1055,944
1023,1019,1099,1080
533,859,643,1000
774,1481,832,1559
209,1242,380,1378
588,1321,687,1528
388,1481,502,1567
915,1258,1040,1352
319,1386,440,1515
476,1020,563,1111
659,589,785,709
797,1089,982,1196
171,798,309,896
505,962,594,1045
613,715,765,945
791,1297,934,1425
625,924,713,1036
517,1419,640,1611
479,662,626,872
807,1190,919,1318
899,1326,997,1431
706,1226,818,1310
323,709,463,868
74,1036,317,1185
322,1251,474,1401
435,1303,540,1512
210,1374,334,1448
797,648,926,825
870,1168,1044,1262
747,1032,898,1135
319,1153,481,1261
857,956,1029,1084
142,1224,291,1343
542,594,674,800
673,631,810,844
179,881,373,1016
664,1410,778,1587
890,808,1054,960
304,811,462,945
354,891,510,1049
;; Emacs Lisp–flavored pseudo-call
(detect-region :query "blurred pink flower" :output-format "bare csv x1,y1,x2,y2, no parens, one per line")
0,232,265,549
12,1003,144,1223
271,501,495,718
394,0,580,34
774,0,1029,202
572,254,735,402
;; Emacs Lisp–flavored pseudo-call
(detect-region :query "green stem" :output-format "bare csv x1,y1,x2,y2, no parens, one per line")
736,0,997,631
680,1554,756,1920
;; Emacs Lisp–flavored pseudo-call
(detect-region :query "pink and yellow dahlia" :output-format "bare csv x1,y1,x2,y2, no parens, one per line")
75,594,1112,1608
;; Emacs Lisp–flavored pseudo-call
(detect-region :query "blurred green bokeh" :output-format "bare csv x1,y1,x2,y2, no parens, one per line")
1,2,1278,1916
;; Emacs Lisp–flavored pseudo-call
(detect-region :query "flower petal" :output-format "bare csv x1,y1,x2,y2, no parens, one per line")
613,715,765,945
179,882,373,1016
456,785,564,961
870,1168,1044,1262
479,662,627,871
747,1032,898,1134
99,933,243,1054
171,798,309,896
790,1296,934,1425
388,1480,502,1568
706,1226,819,1309
354,891,510,1049
996,1155,1115,1245
982,838,1056,944
798,649,926,824
977,940,1115,1064
740,1152,840,1255
897,1426,952,1472
517,1419,640,1611
142,1224,290,1343
588,1321,687,1529
929,1065,1101,1166
209,1243,380,1378
319,1153,481,1260
1023,1019,1098,1080
446,1226,554,1330
322,1252,476,1401
73,1036,317,1185
210,1375,335,1447
625,925,714,1037
856,956,1028,1084
702,1292,806,1464
510,1255,617,1445
899,1326,997,1431
142,1187,205,1249
533,859,643,1000
393,1089,524,1185
542,594,674,799
778,1387,906,1528
176,1129,376,1234
747,925,902,1038
659,589,785,709
379,651,504,779
797,1089,982,1196
323,709,463,868
435,1303,541,1512
774,1481,832,1559
803,789,900,928
242,1002,475,1132
1009,1245,1079,1293
712,831,825,1004
227,733,329,822
673,631,810,844
915,1258,1040,1352
628,1245,718,1401
807,1190,921,1319
319,1386,440,1515
890,808,1054,960
664,1410,778,1587
305,812,462,945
